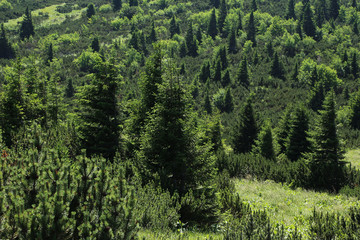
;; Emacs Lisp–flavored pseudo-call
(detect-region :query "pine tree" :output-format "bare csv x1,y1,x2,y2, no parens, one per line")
276,106,293,155
254,123,275,160
46,43,53,64
251,0,258,11
237,11,243,33
0,24,15,59
228,27,237,53
179,41,187,58
247,12,256,46
302,3,316,38
186,22,198,57
113,0,122,11
204,92,212,114
286,0,296,20
351,52,358,79
129,0,138,6
90,37,100,52
329,0,339,20
349,90,360,129
65,78,75,98
310,91,344,191
219,46,228,70
210,0,220,8
208,8,218,39
78,60,119,160
222,69,231,87
286,106,311,161
129,30,139,50
309,82,325,111
199,61,211,83
149,21,157,43
232,97,257,154
213,57,222,82
20,7,35,40
224,88,234,113
218,0,227,35
196,27,202,44
86,3,95,19
207,118,223,152
270,52,285,79
315,0,327,28
169,15,180,38
292,62,299,82
237,56,249,88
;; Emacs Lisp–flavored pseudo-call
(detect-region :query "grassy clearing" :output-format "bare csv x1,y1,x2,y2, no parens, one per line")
137,230,222,240
4,3,85,30
344,149,360,169
234,179,359,232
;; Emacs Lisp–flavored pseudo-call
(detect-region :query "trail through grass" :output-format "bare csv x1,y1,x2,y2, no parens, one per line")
234,179,359,232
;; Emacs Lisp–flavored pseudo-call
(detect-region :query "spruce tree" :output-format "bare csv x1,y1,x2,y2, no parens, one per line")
237,11,243,33
270,52,285,79
207,118,223,152
208,8,218,39
86,3,95,19
179,41,187,58
186,22,198,57
129,0,138,6
351,52,358,79
219,46,228,70
352,0,357,8
129,30,139,50
213,57,222,82
78,60,119,160
309,82,325,111
204,92,212,114
254,123,275,160
169,15,180,38
247,11,256,46
210,0,220,8
276,106,293,155
286,106,311,161
218,0,227,35
224,88,234,113
113,0,122,11
199,61,211,83
302,3,316,39
227,27,237,54
149,21,157,43
90,37,100,52
292,62,299,82
329,0,339,20
237,56,249,88
196,27,202,44
65,78,75,98
0,24,15,59
222,69,231,87
310,91,344,191
315,0,327,28
20,7,35,40
251,0,258,11
349,90,360,129
46,43,53,64
286,0,296,20
232,97,257,154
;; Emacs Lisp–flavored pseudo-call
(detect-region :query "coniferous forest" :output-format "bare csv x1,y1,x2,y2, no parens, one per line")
3,0,360,238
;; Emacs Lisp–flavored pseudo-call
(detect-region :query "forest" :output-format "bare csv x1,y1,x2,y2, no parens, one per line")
2,0,360,238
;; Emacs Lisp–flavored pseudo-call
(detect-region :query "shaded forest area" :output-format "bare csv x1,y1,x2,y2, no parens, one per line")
2,0,360,238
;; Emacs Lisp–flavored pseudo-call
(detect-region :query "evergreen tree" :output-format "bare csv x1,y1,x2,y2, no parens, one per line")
254,123,275,160
207,118,223,152
266,42,274,58
309,82,325,111
315,0,327,28
186,22,198,57
219,46,228,70
199,61,211,83
286,106,311,161
251,0,258,11
208,8,218,39
138,66,217,223
113,0,122,11
19,7,35,40
292,62,299,82
90,37,100,52
237,56,249,88
302,3,316,38
169,15,180,38
351,52,358,79
296,20,303,39
78,60,119,160
349,90,360,129
329,0,339,20
353,20,359,35
196,27,202,44
149,21,157,43
237,11,243,33
139,31,148,55
0,24,15,59
46,43,53,64
218,0,227,35
247,11,256,46
213,58,222,82
204,92,212,114
286,0,296,20
65,78,75,98
86,3,96,19
228,27,237,54
129,0,138,6
223,88,234,113
222,69,231,87
310,91,344,191
232,97,257,154
352,0,357,8
179,41,187,58
129,30,139,50
210,0,220,8
270,52,285,79
276,106,293,155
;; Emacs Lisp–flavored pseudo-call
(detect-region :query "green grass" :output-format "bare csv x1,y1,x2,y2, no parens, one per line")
234,179,359,233
344,149,360,169
137,229,223,240
4,3,85,30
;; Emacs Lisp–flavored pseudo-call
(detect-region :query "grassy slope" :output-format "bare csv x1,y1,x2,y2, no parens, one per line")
344,149,360,169
234,178,359,234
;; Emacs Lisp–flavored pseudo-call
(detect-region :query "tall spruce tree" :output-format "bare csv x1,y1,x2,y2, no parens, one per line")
251,0,258,11
149,21,157,43
302,3,316,38
352,0,357,8
349,90,360,129
169,15,180,38
222,69,231,87
210,0,220,8
218,0,227,35
270,52,285,79
315,0,327,28
237,56,249,88
237,11,243,33
247,11,256,46
224,88,234,113
286,106,311,161
254,123,275,160
232,97,257,154
208,9,218,39
78,60,119,160
227,27,237,54
46,43,53,64
199,61,211,83
129,0,138,6
185,22,198,57
351,52,358,79
204,92,212,114
329,0,339,20
0,24,15,59
90,37,100,52
310,91,344,191
20,7,35,40
86,3,96,19
213,57,222,82
286,0,296,20
65,78,75,98
276,106,293,155
113,0,122,11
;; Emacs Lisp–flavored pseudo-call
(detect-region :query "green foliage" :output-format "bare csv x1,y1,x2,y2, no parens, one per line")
270,52,285,79
113,0,122,11
302,3,316,39
169,15,180,38
0,24,14,59
90,37,100,52
253,122,275,160
86,3,95,19
237,55,249,88
185,22,198,57
19,7,35,40
247,11,256,46
74,49,102,72
207,8,218,39
286,0,296,20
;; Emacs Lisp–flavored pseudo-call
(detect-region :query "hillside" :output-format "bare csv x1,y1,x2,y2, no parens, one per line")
2,0,360,238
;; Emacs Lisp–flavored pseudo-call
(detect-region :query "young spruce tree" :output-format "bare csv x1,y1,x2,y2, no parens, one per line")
20,7,35,40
